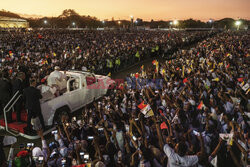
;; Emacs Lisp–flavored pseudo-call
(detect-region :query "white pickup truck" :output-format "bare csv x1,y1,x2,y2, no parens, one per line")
39,70,115,126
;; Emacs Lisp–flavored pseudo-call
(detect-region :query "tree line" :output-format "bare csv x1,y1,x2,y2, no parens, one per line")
0,9,249,29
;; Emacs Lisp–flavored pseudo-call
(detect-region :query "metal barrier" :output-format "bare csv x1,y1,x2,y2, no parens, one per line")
3,91,22,136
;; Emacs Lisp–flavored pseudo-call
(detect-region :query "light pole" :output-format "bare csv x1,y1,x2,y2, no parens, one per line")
72,22,76,28
130,15,134,28
208,19,213,28
169,21,173,29
235,20,241,30
44,20,48,27
173,20,179,29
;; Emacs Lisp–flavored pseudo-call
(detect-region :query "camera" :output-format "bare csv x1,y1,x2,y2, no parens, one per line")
87,136,94,140
61,159,67,165
84,154,89,160
51,130,58,135
27,143,34,147
38,156,44,164
98,128,104,132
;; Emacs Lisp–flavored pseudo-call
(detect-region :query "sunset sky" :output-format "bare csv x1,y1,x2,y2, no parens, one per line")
1,0,250,21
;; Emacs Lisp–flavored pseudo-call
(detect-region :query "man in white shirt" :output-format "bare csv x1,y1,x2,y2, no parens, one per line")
164,142,198,167
47,66,64,86
47,66,67,94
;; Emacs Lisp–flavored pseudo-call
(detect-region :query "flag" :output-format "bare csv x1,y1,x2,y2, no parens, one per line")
226,64,230,68
53,52,56,57
160,69,165,75
107,72,111,77
176,67,180,71
183,78,188,83
140,65,144,70
159,109,164,116
182,65,185,77
152,60,158,65
168,60,171,64
237,78,244,82
212,78,220,82
138,101,147,110
196,52,200,56
160,122,168,130
197,101,203,110
138,102,154,117
38,34,43,39
135,73,139,79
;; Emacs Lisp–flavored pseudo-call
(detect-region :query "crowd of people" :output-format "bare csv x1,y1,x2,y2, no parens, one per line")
0,29,211,80
0,29,249,167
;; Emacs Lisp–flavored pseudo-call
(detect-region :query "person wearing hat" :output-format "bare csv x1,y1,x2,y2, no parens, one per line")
47,66,66,96
47,66,63,87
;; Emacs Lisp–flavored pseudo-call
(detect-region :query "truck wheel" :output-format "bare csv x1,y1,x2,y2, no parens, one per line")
53,106,71,126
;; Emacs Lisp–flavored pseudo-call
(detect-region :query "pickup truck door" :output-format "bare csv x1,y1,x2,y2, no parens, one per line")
85,74,99,103
64,77,82,111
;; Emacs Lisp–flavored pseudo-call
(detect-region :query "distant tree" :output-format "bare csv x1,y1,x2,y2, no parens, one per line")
0,9,21,18
59,9,80,18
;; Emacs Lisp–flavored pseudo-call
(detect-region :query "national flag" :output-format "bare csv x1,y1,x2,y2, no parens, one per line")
38,34,43,39
152,60,158,65
135,73,139,79
160,122,168,130
138,101,147,110
183,78,188,83
237,78,244,82
159,109,164,116
182,65,185,77
140,65,144,70
196,52,200,56
138,102,154,117
197,101,203,110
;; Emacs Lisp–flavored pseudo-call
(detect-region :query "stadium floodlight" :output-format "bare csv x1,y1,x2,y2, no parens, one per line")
118,21,121,25
135,20,138,24
130,15,134,19
170,22,173,25
235,20,241,30
235,20,241,26
44,20,47,24
102,20,105,24
208,19,213,23
173,20,179,25
72,22,76,26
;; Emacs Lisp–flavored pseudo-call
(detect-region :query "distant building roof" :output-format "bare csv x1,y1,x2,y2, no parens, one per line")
0,16,27,22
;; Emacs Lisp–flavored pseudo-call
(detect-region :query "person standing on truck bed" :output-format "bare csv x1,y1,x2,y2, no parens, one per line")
23,79,45,133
